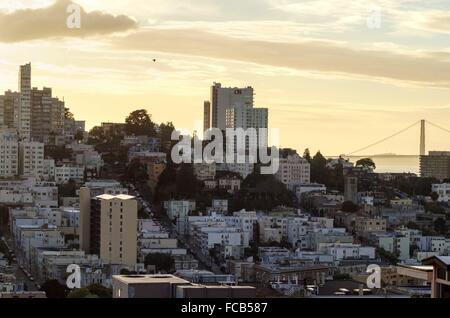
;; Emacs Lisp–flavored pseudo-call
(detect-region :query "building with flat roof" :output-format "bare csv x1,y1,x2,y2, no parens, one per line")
420,151,450,180
112,274,256,298
423,256,450,298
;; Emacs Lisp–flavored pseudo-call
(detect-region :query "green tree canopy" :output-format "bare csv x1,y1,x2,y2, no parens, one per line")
311,151,329,184
356,158,376,170
303,148,311,162
125,109,156,136
126,159,148,183
231,170,295,211
434,218,448,235
176,163,200,199
67,288,92,298
65,107,74,120
144,253,175,273
341,201,359,213
40,279,69,298
430,192,439,202
159,122,175,153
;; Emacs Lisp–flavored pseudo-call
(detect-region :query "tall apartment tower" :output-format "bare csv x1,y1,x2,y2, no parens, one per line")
225,104,269,151
79,181,129,256
18,141,44,178
274,154,311,191
95,194,137,267
420,151,450,180
19,63,32,140
0,91,20,129
210,83,254,130
0,129,19,177
203,101,211,133
344,176,358,204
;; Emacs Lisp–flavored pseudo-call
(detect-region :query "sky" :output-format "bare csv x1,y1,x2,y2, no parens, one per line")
1,0,450,155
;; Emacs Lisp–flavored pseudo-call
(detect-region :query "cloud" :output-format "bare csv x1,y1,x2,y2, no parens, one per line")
413,11,450,34
111,27,450,88
0,0,137,42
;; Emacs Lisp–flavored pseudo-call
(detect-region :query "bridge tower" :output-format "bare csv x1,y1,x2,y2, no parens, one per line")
420,119,426,156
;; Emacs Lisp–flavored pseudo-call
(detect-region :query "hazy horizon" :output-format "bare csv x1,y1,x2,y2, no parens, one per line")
2,0,450,155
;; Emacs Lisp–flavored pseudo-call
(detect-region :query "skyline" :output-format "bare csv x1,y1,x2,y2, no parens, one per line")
1,0,450,155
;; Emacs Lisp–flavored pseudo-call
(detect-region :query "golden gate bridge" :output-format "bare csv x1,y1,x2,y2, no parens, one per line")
346,120,450,156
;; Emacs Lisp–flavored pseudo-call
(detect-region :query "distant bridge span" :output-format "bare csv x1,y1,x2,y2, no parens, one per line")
346,120,450,156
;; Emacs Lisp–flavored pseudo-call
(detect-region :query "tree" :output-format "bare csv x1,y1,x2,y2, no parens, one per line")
0,206,9,231
376,247,399,265
125,109,156,136
67,288,92,298
176,164,199,199
87,284,112,298
434,218,447,235
356,158,376,170
159,122,175,153
279,148,297,159
40,279,69,298
310,151,329,184
74,130,84,142
58,179,77,197
144,253,175,273
88,126,105,144
126,159,148,183
154,160,177,202
425,202,445,214
65,108,74,120
230,170,295,211
430,192,439,202
303,148,311,162
44,145,73,161
393,177,437,196
341,201,359,213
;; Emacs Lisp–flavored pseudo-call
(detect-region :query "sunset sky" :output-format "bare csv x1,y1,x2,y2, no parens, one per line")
1,0,450,155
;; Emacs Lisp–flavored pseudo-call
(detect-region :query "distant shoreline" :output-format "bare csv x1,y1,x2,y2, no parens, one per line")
330,155,419,158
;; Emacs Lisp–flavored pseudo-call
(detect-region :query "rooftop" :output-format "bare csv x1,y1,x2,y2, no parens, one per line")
112,274,189,285
96,194,135,201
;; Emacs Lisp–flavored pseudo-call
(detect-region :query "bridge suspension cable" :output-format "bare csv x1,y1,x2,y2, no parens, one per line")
426,120,450,135
346,120,421,155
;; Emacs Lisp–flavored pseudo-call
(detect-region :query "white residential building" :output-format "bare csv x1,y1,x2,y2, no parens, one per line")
193,163,216,181
216,162,254,179
0,129,19,177
19,141,44,178
432,183,450,202
318,243,375,260
295,183,326,201
164,200,196,221
55,165,85,183
275,154,310,191
377,234,410,260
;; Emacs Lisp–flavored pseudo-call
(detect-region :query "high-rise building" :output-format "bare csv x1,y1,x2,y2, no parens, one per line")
92,194,137,267
203,101,211,133
0,129,44,178
225,103,269,152
0,91,20,129
344,176,358,203
275,154,310,191
18,141,44,178
19,63,32,140
31,87,65,142
0,129,19,177
210,83,254,130
420,151,450,181
0,64,68,143
79,181,129,254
